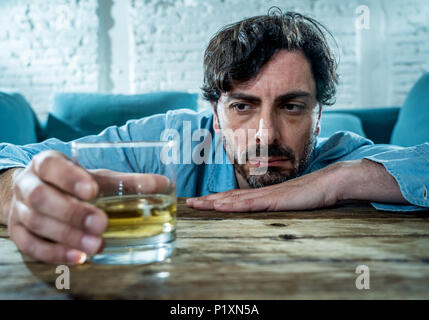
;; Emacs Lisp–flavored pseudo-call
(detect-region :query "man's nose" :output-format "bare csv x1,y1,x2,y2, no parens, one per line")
254,115,280,146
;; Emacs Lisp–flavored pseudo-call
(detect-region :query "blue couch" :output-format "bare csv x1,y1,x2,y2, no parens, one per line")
319,72,429,146
0,91,199,145
1,72,428,146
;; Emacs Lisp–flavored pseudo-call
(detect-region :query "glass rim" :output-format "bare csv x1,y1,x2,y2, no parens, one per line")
71,140,176,150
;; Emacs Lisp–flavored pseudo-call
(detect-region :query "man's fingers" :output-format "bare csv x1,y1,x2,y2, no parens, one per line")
188,196,272,212
187,186,284,211
9,222,87,265
186,199,216,210
213,198,271,212
187,188,249,203
16,201,103,256
187,191,250,209
30,150,98,200
16,173,108,235
91,170,171,195
188,182,284,203
187,187,275,209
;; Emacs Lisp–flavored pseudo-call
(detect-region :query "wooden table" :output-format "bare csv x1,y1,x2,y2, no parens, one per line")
1,198,429,299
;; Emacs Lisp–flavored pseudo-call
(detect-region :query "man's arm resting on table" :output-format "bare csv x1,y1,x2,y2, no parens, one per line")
187,159,409,211
0,168,24,225
335,159,407,204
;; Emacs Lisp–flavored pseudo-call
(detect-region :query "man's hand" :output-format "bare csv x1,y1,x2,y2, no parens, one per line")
7,150,107,265
187,162,342,212
186,159,408,212
6,150,170,265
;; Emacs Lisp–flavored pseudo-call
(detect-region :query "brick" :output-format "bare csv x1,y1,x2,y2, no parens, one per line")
0,0,427,120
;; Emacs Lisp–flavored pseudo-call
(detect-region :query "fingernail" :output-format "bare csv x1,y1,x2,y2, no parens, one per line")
66,249,87,265
85,213,106,235
186,198,198,206
81,234,102,255
74,182,94,199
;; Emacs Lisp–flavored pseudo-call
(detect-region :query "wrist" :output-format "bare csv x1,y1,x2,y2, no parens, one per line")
329,160,363,202
333,159,395,203
314,160,358,206
317,159,407,206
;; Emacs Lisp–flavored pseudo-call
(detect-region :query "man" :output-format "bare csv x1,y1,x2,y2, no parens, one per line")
0,11,428,265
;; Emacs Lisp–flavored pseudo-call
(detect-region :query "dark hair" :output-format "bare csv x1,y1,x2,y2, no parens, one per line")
201,8,339,107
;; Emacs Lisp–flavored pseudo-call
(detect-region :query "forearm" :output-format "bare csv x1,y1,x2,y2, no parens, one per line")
0,168,24,225
336,159,408,204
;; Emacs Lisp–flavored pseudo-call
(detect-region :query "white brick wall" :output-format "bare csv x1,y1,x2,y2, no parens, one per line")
0,0,99,120
0,0,428,120
387,0,429,103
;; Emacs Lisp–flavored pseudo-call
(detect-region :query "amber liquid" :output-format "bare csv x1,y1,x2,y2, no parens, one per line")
92,194,177,239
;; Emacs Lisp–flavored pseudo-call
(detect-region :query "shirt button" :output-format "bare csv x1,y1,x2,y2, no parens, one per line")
424,185,428,200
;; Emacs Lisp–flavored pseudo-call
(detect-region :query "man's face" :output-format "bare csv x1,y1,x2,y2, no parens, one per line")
212,50,321,188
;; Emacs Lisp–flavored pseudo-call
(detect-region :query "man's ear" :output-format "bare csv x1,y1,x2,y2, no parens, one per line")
211,101,221,133
315,104,322,136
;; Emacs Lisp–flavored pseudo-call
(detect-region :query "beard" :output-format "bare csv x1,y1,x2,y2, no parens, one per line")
230,135,316,189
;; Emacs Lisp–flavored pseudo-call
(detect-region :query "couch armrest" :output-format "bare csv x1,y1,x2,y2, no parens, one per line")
0,92,40,145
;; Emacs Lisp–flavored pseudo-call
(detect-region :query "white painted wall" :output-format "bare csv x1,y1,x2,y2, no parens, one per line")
0,0,428,121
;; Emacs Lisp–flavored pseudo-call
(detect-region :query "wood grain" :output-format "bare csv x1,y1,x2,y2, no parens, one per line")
1,198,429,299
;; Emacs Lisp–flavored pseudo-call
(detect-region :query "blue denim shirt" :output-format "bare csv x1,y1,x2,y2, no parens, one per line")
1,108,428,212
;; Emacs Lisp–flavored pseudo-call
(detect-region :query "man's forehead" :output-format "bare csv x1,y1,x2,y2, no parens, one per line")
222,90,312,103
221,50,317,101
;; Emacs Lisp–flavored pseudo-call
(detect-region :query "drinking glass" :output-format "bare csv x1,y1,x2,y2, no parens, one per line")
71,140,177,265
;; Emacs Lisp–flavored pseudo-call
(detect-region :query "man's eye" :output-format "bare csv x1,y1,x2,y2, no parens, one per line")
281,104,304,112
232,103,251,112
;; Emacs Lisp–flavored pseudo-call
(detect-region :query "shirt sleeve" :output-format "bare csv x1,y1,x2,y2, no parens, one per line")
362,143,429,212
0,113,167,172
310,132,429,212
312,132,429,211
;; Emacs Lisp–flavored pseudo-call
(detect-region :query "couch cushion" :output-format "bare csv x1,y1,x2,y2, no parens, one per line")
336,107,400,144
319,113,366,138
42,91,199,141
391,72,429,147
0,92,39,145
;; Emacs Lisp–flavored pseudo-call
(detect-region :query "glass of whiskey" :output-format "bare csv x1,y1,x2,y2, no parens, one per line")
71,140,177,265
